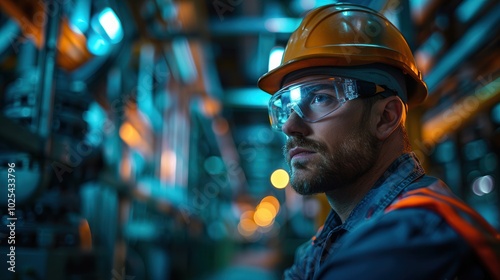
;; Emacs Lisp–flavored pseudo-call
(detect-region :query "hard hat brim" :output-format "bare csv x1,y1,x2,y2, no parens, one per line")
258,53,428,107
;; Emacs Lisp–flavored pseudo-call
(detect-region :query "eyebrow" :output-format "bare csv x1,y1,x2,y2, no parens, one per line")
306,84,339,95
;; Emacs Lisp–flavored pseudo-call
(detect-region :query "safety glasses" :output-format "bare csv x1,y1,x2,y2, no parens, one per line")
268,77,387,131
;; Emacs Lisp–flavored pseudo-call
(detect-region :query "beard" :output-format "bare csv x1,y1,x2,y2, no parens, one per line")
283,125,380,195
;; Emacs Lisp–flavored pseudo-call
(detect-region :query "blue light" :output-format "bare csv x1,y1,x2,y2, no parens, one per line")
171,38,197,83
424,4,500,91
224,88,270,108
70,19,89,34
420,32,444,56
464,140,487,161
83,102,105,128
435,140,455,163
265,18,301,33
456,0,487,23
268,47,284,71
314,0,336,8
409,0,430,13
69,0,91,34
491,103,500,124
204,156,225,175
0,20,20,53
86,31,111,56
87,7,123,56
97,8,123,43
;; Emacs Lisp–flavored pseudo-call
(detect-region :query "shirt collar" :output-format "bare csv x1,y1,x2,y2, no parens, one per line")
318,153,425,240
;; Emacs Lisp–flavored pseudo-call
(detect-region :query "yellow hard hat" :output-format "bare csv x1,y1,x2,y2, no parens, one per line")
258,3,427,106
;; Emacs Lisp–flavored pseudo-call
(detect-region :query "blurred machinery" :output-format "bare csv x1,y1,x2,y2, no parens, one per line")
0,0,287,279
0,0,499,279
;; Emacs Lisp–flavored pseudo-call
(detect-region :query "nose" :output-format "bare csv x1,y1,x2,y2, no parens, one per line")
282,111,310,137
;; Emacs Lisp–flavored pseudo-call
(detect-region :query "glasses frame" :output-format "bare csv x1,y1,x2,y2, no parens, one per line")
268,76,389,131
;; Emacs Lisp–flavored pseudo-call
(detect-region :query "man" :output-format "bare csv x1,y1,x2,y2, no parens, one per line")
257,3,500,280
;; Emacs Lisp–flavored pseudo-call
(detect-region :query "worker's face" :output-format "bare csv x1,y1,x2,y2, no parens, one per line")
281,76,381,195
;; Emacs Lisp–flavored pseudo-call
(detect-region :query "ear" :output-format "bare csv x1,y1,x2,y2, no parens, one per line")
371,96,404,141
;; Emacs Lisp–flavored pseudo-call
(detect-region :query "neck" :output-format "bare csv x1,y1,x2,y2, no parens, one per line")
325,143,404,223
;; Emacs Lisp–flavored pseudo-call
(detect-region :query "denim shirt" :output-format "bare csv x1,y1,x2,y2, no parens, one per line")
283,153,490,280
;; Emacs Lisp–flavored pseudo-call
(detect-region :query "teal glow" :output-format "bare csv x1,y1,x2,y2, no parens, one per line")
224,88,270,108
314,0,336,8
204,156,225,175
70,19,88,34
409,0,429,12
172,38,197,83
83,102,106,146
69,0,90,34
424,4,500,91
491,103,500,124
464,140,487,161
456,0,487,23
481,153,498,173
87,7,123,55
86,31,111,56
125,221,158,239
435,140,455,163
0,20,20,52
265,18,301,33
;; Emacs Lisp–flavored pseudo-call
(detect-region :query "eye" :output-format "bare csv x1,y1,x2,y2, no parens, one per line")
310,93,336,106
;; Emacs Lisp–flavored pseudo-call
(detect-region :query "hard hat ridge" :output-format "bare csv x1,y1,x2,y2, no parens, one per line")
258,3,427,107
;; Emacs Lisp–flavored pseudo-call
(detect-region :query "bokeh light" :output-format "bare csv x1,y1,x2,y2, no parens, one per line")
238,210,258,238
472,175,495,196
258,201,277,217
271,169,289,189
239,218,258,233
261,196,280,213
203,156,225,175
253,207,274,227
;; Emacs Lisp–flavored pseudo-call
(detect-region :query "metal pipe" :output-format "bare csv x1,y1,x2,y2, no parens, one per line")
36,0,61,157
425,3,500,93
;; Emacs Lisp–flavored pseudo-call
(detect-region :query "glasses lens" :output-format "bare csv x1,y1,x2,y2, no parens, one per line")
268,77,359,130
269,92,290,130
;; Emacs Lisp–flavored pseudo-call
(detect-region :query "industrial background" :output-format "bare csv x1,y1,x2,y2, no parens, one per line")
0,0,498,279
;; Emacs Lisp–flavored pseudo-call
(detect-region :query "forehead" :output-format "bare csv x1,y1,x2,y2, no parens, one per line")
281,74,335,88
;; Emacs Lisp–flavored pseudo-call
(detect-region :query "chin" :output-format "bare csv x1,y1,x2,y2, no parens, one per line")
290,175,331,195
291,184,316,195
290,168,349,195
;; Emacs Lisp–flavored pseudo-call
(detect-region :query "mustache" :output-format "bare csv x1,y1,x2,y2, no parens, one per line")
283,136,327,160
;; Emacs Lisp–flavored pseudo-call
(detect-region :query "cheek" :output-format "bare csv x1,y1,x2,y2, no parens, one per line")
311,102,365,149
314,122,353,152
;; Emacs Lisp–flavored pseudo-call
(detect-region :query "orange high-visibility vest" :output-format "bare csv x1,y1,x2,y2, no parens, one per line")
385,184,500,279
